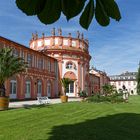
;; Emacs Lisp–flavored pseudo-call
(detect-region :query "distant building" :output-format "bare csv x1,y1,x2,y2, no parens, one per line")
89,68,110,94
110,71,137,95
89,73,100,94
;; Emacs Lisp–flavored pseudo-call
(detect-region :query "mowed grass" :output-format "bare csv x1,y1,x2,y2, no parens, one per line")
0,96,140,140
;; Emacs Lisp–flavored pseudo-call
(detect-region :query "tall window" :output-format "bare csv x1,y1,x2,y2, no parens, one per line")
66,81,74,93
20,50,24,59
37,80,42,95
27,53,32,67
25,80,31,98
10,80,17,94
10,79,17,99
38,58,43,69
47,82,51,97
54,61,58,79
48,59,51,72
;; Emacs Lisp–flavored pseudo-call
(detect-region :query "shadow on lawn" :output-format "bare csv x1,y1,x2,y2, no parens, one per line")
8,104,51,110
48,113,140,140
22,104,51,109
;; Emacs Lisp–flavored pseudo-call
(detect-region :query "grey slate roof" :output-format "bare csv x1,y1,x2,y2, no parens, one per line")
109,71,137,81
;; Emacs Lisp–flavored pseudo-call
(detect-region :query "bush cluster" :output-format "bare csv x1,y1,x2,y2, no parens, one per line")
87,93,124,103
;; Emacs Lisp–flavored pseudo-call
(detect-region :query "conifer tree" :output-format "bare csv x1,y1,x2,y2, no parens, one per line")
136,62,140,95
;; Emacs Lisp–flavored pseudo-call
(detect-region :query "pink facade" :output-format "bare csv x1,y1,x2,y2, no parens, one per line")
89,68,110,94
0,36,58,100
30,29,91,97
0,29,110,100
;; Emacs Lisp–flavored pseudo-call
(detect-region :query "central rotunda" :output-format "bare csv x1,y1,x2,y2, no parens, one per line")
29,28,91,97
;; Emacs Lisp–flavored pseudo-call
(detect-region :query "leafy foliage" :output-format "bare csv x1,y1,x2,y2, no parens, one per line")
80,0,94,29
87,92,124,103
61,78,72,96
102,83,117,96
0,47,28,96
16,0,121,29
87,84,124,103
78,90,88,98
136,64,140,95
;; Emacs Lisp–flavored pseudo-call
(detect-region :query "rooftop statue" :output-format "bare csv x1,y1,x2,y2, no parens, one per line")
51,28,55,36
58,28,62,36
68,33,71,37
77,31,80,38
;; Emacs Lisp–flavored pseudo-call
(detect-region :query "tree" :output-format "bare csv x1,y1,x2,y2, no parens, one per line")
137,63,140,95
0,47,27,97
61,78,72,96
16,0,121,29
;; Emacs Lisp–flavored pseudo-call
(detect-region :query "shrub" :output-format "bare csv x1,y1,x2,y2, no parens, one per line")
78,90,88,98
87,92,124,103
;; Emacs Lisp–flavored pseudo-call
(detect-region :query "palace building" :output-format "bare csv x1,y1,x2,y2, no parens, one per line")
89,67,110,94
0,36,58,100
0,28,110,100
110,71,137,95
30,28,91,97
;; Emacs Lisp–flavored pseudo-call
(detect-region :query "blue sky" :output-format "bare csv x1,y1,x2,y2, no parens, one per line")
0,0,140,75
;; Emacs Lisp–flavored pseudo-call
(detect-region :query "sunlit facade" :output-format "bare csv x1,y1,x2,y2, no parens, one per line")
110,71,137,95
30,29,91,97
0,29,110,100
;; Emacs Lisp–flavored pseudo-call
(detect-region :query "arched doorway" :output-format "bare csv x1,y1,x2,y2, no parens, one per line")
64,71,77,97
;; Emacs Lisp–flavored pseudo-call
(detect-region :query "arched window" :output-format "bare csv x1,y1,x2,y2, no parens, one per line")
66,62,73,69
66,61,77,70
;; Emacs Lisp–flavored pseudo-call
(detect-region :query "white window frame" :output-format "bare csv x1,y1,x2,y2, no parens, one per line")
66,81,74,93
66,62,73,69
25,80,31,98
27,53,32,67
47,82,51,97
37,80,42,97
10,80,17,99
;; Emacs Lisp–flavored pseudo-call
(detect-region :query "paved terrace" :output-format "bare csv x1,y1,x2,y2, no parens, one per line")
9,98,81,108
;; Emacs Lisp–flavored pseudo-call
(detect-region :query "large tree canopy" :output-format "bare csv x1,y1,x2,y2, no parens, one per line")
16,0,121,29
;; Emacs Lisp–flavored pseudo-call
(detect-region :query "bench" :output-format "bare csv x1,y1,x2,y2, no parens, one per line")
37,96,51,104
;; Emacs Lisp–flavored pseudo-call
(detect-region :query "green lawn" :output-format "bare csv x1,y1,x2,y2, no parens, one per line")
0,96,140,140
